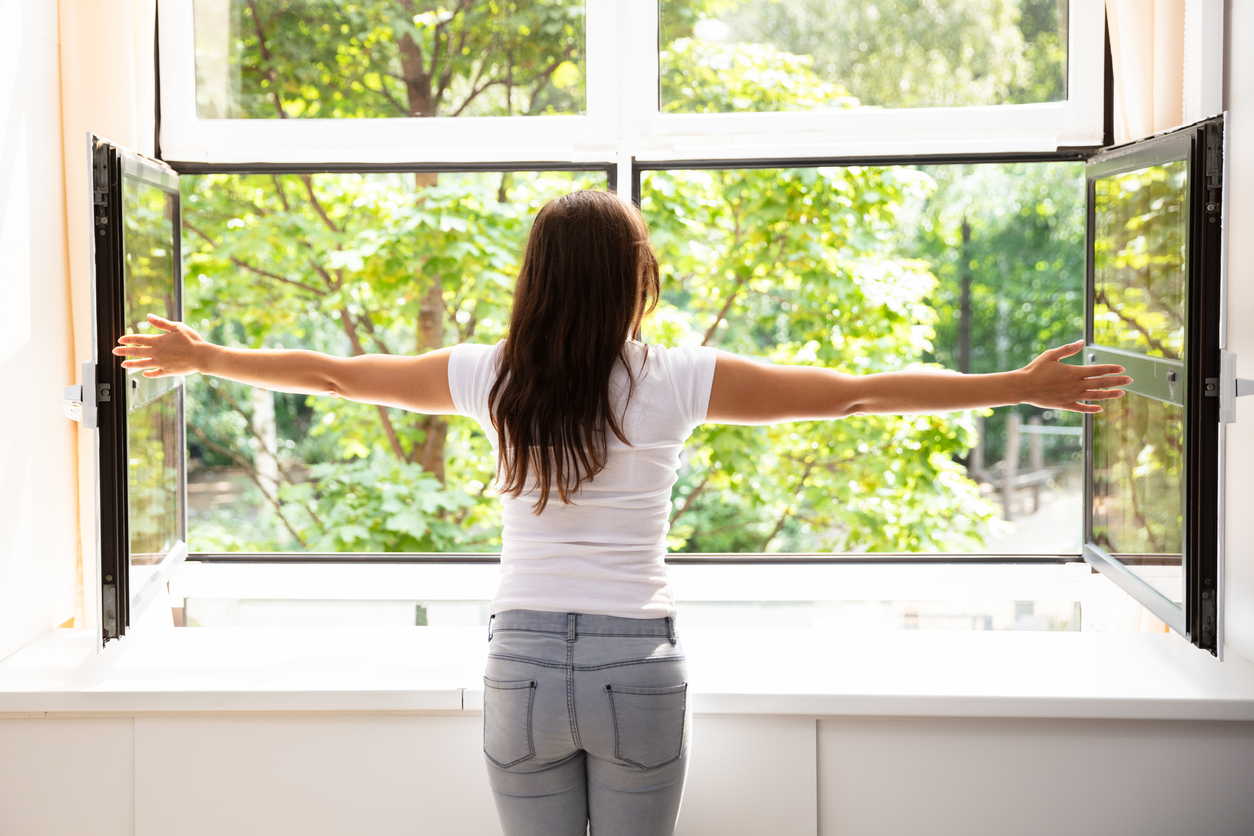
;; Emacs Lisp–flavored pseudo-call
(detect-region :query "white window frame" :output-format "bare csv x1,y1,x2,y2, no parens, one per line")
157,0,1106,173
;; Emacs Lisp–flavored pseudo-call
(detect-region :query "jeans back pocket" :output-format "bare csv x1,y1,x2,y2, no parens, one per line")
605,682,687,769
483,677,537,768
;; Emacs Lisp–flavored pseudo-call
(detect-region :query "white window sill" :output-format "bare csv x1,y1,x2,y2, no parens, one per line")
2,625,1253,721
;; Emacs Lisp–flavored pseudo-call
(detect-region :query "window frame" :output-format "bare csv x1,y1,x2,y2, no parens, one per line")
92,134,189,645
1080,117,1226,656
93,2,1219,655
156,0,1105,167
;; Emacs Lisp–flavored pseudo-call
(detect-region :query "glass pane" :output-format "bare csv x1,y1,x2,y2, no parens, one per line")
660,0,1067,113
640,162,1086,554
1093,160,1188,359
181,170,605,552
193,0,585,119
128,391,183,562
122,175,184,564
122,179,178,333
1091,391,1184,606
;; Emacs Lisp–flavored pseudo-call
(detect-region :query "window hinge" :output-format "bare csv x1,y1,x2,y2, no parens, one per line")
1218,350,1254,424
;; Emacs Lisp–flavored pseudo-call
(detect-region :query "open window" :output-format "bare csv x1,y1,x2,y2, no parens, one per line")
89,135,188,645
73,6,1229,648
1082,116,1225,655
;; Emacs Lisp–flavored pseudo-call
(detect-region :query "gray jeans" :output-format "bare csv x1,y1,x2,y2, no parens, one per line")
483,609,690,836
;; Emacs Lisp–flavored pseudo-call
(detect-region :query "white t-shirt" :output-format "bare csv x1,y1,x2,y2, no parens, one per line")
447,340,718,620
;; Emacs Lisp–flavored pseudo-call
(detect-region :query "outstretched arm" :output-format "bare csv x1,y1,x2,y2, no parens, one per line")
705,340,1131,425
113,314,456,414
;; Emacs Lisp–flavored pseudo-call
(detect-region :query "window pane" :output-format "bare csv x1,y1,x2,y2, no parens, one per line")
181,170,605,553
193,0,585,119
660,0,1067,113
122,176,184,562
123,180,178,333
1091,391,1183,606
641,162,1086,554
128,392,183,560
1093,160,1188,359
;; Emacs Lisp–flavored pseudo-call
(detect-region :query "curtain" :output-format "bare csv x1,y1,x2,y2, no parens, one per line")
1106,0,1186,144
59,0,157,629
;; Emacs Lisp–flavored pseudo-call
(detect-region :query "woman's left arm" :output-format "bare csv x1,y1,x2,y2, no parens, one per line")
113,313,456,414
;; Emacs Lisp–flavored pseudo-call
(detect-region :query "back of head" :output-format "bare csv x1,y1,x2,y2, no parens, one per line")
490,189,661,513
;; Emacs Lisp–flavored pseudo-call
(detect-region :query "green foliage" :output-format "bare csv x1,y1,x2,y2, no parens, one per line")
905,162,1087,464
645,165,995,552
281,456,484,551
661,0,1066,111
183,0,1084,555
205,0,584,118
1093,162,1188,359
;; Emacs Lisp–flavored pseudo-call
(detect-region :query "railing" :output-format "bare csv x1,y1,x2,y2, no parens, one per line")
969,414,1082,520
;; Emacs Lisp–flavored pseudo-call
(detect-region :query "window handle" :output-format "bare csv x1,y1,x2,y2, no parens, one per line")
1217,350,1254,424
62,361,103,429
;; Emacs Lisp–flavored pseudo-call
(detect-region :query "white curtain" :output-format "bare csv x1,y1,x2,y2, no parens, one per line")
1106,0,1186,143
59,0,157,628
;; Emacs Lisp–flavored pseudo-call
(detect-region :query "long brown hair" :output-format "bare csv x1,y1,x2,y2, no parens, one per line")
490,189,661,513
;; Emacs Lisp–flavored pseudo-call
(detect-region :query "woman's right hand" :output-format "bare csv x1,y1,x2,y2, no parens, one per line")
112,313,211,378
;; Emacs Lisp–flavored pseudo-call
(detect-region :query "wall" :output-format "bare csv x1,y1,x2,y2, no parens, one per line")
1223,0,1254,665
2,713,1253,836
0,0,78,661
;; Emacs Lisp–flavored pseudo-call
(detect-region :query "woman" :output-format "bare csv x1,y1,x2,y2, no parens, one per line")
115,189,1130,836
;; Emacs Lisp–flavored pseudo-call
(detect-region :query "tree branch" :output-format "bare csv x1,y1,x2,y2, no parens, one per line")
187,422,310,547
182,219,328,297
669,475,710,527
759,462,814,552
246,0,288,119
301,175,340,233
271,175,291,211
338,307,408,462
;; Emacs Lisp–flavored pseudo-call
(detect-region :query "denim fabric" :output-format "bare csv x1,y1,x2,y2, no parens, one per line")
483,609,691,836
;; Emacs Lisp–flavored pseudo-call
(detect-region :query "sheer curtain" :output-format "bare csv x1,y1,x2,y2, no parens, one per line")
59,0,157,629
1106,0,1186,143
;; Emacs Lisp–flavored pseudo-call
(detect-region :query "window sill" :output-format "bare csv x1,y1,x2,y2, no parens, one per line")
2,626,1253,721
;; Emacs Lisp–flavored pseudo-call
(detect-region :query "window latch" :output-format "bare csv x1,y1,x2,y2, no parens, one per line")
61,361,100,429
1216,350,1254,424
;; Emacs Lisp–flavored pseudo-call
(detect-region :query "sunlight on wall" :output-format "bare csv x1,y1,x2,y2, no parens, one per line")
0,132,32,365
0,0,78,663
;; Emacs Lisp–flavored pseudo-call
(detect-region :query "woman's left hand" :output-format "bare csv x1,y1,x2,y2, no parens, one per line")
112,313,211,378
1019,340,1132,413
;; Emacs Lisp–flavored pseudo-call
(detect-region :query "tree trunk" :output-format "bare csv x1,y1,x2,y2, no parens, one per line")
958,217,972,375
397,31,436,117
251,386,280,503
418,278,448,482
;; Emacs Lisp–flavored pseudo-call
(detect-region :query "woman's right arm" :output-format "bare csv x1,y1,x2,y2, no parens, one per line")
113,313,456,414
705,340,1132,424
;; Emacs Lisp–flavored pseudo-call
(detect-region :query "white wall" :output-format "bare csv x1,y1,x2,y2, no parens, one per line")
3,713,1253,836
1223,0,1254,663
0,0,79,661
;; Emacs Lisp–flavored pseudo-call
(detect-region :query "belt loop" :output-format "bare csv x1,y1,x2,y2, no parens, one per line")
487,613,495,642
666,616,676,646
567,613,577,644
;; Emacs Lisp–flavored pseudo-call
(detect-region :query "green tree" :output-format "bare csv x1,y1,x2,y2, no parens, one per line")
184,0,1096,554
661,0,1066,111
906,162,1086,465
184,171,596,550
203,0,584,118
